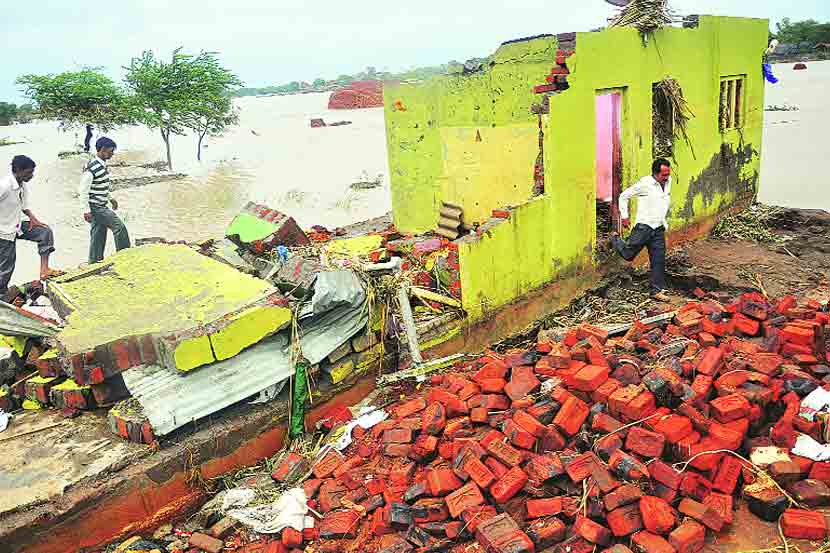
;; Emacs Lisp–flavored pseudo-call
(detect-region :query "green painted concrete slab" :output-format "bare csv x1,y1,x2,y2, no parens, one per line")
49,244,291,372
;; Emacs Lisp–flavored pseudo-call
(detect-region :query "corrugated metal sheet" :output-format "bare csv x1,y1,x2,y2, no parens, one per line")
122,334,293,436
298,301,368,365
123,294,368,436
0,301,58,337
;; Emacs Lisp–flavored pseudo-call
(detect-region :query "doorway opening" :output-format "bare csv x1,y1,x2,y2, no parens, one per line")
595,90,623,249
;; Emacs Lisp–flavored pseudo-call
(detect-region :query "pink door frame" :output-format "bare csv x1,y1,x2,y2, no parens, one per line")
595,91,623,230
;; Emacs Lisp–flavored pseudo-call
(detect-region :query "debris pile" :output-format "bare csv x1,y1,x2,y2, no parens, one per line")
128,289,830,553
328,80,384,110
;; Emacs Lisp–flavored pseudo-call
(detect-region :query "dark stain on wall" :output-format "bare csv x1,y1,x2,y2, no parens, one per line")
679,142,758,221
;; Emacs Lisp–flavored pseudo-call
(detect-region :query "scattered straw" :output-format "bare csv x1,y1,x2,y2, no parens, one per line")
712,203,785,244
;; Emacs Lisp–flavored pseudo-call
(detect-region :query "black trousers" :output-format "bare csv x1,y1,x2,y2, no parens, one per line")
611,224,667,290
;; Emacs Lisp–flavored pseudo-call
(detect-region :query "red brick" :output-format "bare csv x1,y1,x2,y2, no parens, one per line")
609,385,642,418
709,394,750,423
553,396,589,435
653,415,694,444
505,419,537,449
677,498,723,532
485,437,524,467
703,492,734,525
696,347,724,376
640,496,677,535
464,455,496,489
527,517,567,547
427,468,463,497
539,426,567,452
479,378,507,393
566,451,602,483
282,528,303,548
780,509,827,540
596,434,624,461
527,497,563,519
383,428,413,444
809,462,830,482
513,410,546,437
485,457,509,478
422,402,446,435
409,434,439,462
468,394,511,410
631,531,676,553
604,484,644,511
272,452,310,482
474,360,508,382
189,532,224,553
782,326,814,346
708,421,744,450
574,515,612,546
593,378,622,403
625,426,666,458
591,465,621,493
572,365,610,391
475,513,519,551
609,450,649,481
384,443,412,457
712,455,743,494
668,520,705,553
462,505,499,532
470,407,489,423
319,509,361,538
504,366,541,401
623,391,657,421
445,481,485,518
525,453,565,483
490,466,528,503
679,473,712,502
607,503,645,537
427,389,468,417
395,397,427,418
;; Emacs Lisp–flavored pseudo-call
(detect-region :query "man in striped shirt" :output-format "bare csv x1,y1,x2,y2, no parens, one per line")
78,137,130,263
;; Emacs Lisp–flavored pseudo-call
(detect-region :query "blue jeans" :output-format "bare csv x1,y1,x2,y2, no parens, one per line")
89,205,130,263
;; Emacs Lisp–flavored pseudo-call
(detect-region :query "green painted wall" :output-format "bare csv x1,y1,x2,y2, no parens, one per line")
384,37,556,231
385,16,768,320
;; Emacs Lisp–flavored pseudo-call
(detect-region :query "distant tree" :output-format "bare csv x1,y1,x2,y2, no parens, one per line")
185,96,240,161
336,74,354,86
16,68,134,130
125,48,241,170
16,104,35,123
366,66,377,79
313,78,326,88
775,18,830,44
0,103,17,126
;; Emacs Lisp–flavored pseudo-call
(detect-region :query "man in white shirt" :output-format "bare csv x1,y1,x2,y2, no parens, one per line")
611,158,672,299
0,156,61,299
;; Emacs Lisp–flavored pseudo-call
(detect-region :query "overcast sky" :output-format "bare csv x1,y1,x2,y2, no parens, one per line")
2,0,828,102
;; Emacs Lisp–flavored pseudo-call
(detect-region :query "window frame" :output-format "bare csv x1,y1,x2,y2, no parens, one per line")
719,75,746,132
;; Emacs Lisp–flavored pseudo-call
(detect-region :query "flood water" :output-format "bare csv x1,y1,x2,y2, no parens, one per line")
0,61,827,285
0,93,391,284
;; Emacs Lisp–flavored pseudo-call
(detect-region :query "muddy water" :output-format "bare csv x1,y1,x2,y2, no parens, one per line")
758,60,830,210
0,93,391,284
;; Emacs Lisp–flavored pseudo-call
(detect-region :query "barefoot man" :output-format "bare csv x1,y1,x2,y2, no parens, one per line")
0,155,62,299
78,137,130,263
611,158,672,301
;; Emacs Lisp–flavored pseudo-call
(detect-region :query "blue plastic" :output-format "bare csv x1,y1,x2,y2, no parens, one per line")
763,63,779,84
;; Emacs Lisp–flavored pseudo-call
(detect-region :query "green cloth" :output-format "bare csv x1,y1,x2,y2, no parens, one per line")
290,362,309,437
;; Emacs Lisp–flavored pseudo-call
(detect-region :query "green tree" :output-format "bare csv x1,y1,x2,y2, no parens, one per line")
312,78,326,88
0,103,18,126
775,18,830,44
16,104,35,123
125,48,241,170
16,68,134,130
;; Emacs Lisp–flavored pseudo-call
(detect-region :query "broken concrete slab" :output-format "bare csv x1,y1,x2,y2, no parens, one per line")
226,202,310,252
47,244,292,377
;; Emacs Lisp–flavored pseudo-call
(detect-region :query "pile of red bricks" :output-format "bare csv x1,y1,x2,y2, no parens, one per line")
328,81,384,110
256,291,830,553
